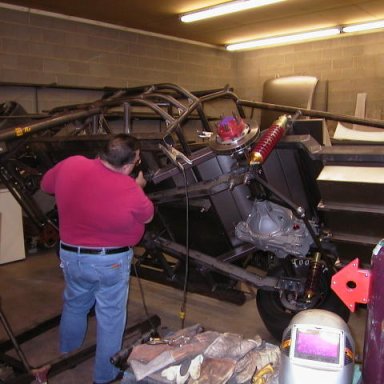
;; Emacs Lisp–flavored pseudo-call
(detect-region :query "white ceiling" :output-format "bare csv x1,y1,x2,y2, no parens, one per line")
2,0,384,47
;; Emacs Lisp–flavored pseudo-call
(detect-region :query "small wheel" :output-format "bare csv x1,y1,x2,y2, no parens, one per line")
256,262,350,341
39,224,59,248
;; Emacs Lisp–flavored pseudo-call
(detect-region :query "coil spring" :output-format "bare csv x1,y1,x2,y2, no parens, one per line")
250,117,287,165
304,252,324,301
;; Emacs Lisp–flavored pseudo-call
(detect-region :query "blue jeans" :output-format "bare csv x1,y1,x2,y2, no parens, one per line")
59,243,133,383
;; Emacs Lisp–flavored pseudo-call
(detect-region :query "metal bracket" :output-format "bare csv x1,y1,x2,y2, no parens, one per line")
331,258,371,312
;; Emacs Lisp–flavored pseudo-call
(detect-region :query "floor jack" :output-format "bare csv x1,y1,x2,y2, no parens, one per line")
0,298,160,384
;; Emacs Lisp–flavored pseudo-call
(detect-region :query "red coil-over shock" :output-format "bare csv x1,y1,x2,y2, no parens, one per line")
249,114,289,165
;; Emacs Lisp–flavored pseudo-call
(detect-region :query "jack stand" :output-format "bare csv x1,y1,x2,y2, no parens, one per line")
0,298,161,384
0,297,35,381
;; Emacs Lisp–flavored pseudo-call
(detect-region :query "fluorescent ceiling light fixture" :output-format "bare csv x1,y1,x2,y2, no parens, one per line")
226,27,341,51
180,0,284,23
342,20,384,33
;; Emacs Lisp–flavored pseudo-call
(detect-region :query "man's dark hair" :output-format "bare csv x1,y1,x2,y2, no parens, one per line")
99,134,140,167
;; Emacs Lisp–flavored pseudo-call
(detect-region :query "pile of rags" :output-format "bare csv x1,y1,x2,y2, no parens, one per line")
127,324,280,384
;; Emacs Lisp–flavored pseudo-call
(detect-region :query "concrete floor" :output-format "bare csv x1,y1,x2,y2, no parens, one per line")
0,248,367,383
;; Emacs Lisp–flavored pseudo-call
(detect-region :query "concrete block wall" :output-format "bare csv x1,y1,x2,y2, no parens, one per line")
0,6,235,112
1,5,384,133
235,32,384,131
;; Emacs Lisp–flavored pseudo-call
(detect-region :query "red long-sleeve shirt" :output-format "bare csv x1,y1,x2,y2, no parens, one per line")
41,156,154,247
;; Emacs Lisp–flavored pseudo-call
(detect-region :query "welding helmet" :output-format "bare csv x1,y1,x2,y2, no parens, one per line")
279,309,355,384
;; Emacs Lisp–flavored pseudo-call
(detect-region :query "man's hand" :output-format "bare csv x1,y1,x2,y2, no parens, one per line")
135,171,147,188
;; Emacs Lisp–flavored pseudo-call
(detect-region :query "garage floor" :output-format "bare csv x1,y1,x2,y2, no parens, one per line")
0,248,367,383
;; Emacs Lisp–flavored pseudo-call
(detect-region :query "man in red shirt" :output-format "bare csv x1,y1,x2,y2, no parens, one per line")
41,134,154,384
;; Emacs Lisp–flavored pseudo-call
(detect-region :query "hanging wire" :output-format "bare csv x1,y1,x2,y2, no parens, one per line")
132,261,159,335
179,165,190,329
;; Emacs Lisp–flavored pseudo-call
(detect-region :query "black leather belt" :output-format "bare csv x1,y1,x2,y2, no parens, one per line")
60,243,131,255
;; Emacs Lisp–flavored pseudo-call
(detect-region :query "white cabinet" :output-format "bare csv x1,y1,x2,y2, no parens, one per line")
0,188,26,264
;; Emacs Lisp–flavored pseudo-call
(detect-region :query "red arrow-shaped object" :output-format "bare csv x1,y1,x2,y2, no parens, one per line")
331,258,371,312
